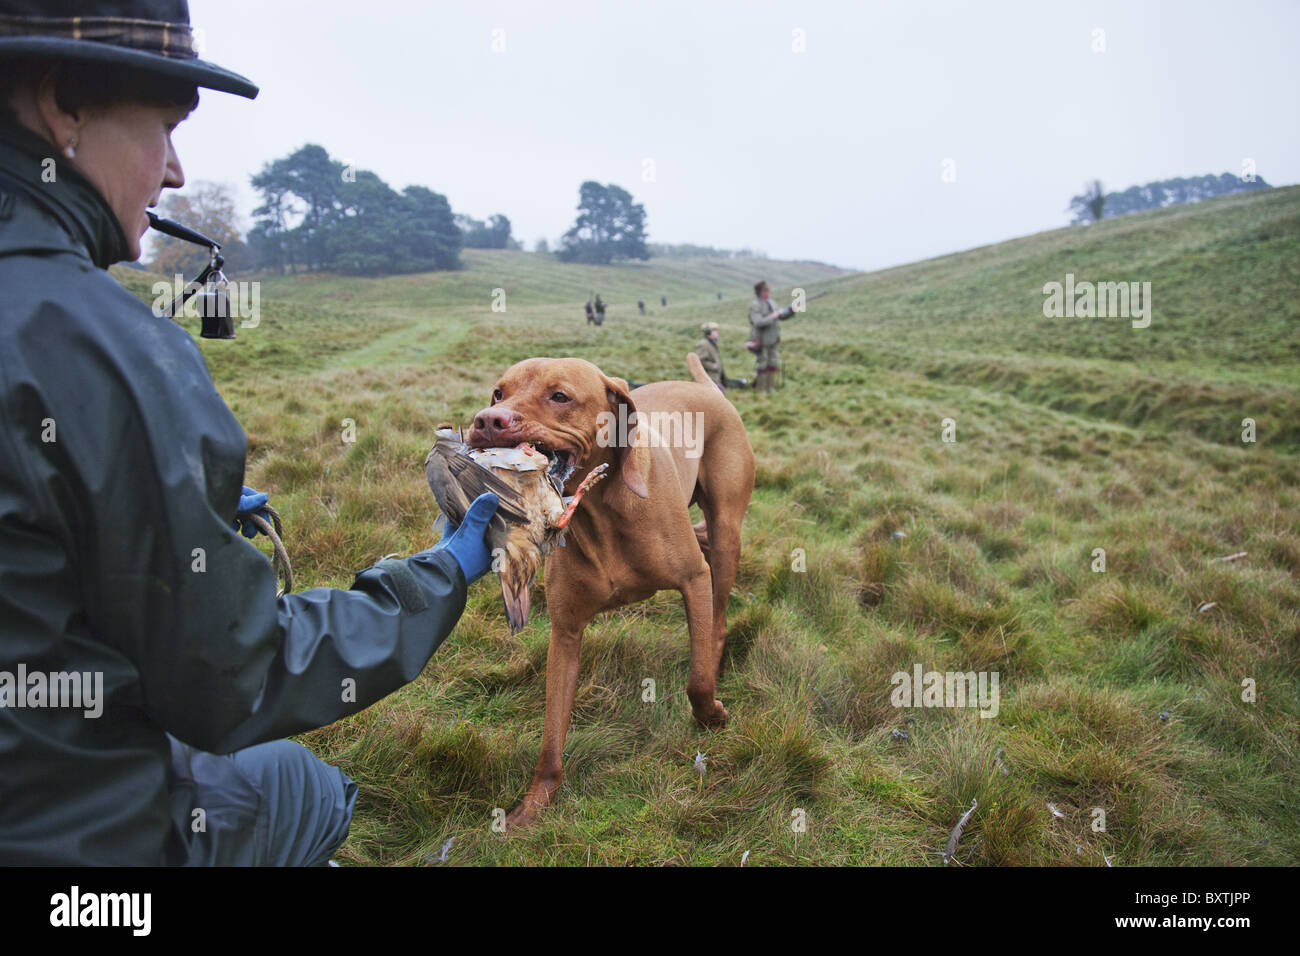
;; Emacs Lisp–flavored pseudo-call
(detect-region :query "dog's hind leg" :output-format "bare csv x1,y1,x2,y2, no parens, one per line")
698,499,743,676
692,518,710,559
683,566,728,728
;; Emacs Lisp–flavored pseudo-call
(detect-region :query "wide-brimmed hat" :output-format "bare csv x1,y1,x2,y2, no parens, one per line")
0,0,257,99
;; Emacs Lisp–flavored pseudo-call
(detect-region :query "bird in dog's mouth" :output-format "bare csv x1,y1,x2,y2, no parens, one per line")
425,426,606,631
516,439,578,488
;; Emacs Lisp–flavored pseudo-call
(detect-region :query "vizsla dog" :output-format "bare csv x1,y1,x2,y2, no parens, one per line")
467,353,755,827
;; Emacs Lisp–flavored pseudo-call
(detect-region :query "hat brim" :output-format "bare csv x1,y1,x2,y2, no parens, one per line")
0,36,257,99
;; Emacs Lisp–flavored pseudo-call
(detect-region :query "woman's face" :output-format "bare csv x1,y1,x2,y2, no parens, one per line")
71,100,190,260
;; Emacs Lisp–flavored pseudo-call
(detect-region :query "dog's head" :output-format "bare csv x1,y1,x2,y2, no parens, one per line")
468,357,649,498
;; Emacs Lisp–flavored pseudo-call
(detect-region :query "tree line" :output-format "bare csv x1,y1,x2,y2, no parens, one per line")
1069,173,1271,224
646,242,768,259
245,144,470,275
149,149,654,277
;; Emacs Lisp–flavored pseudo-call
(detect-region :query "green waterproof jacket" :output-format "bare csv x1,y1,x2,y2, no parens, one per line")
748,296,780,347
0,121,467,865
693,335,725,384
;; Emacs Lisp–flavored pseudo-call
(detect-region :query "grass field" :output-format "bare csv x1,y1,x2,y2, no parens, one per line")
116,186,1300,865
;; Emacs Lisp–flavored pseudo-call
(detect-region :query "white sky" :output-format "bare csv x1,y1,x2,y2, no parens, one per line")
176,0,1300,271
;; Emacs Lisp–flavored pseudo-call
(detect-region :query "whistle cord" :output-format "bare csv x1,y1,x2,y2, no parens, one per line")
246,505,295,595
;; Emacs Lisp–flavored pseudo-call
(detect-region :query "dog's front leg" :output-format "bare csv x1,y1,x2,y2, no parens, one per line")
507,619,585,829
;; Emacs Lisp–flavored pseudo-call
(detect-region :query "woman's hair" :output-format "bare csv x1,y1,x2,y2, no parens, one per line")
0,56,199,122
754,280,769,297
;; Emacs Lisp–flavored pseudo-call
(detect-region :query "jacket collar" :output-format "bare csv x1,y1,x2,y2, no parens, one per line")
0,119,130,268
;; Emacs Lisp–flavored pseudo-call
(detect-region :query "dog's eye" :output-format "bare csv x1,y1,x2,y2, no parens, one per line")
492,387,503,402
551,391,571,403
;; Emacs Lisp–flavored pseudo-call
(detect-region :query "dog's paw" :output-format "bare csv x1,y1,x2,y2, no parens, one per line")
694,698,729,729
504,804,537,831
505,788,553,830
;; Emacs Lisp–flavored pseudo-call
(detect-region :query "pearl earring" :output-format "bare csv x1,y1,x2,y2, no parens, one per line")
63,139,76,159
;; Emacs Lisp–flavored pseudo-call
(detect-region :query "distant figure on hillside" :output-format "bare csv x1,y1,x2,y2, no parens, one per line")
660,295,667,308
594,295,606,325
717,291,722,301
638,299,646,315
748,279,780,393
694,321,727,392
585,299,595,324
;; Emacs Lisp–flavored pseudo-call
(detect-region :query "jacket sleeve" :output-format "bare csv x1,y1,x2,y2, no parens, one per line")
3,285,469,754
193,549,468,753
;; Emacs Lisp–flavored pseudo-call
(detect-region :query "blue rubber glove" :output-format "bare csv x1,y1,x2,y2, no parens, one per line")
434,493,499,584
234,485,270,539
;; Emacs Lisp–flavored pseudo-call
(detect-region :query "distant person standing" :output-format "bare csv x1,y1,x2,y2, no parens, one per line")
594,294,606,325
748,280,780,393
661,295,667,308
585,298,594,324
717,291,722,301
694,321,727,392
638,298,646,315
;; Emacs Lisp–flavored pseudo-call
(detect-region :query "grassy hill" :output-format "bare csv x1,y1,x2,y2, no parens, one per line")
114,188,1299,865
254,248,848,311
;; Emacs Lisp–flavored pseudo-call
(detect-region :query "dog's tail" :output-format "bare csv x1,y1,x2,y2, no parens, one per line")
686,351,712,386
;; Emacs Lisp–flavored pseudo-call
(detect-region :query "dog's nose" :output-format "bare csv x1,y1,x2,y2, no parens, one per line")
473,406,517,436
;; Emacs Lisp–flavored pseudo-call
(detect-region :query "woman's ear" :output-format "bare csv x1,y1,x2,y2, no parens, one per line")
601,375,649,498
31,65,84,157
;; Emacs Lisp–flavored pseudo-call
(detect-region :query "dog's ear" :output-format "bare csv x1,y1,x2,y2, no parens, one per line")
601,374,649,498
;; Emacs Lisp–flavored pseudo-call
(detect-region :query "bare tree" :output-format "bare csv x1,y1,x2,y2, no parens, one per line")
149,181,245,276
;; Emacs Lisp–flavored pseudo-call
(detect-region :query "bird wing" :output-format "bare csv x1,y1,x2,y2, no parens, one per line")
427,441,532,526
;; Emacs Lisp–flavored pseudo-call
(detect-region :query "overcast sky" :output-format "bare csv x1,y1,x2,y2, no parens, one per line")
177,0,1299,271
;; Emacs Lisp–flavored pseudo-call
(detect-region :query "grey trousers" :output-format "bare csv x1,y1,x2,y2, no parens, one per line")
167,734,358,866
755,342,780,372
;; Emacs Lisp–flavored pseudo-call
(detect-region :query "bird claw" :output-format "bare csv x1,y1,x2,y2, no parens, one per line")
554,463,609,529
